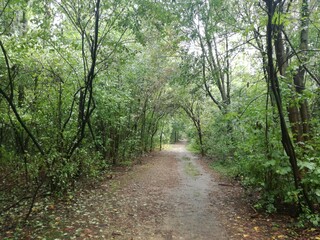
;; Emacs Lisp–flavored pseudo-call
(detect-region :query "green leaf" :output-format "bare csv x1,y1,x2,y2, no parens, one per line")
263,159,276,167
276,166,291,175
298,161,316,171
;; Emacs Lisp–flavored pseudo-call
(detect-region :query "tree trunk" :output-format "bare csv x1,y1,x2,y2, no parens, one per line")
196,122,204,156
293,0,310,142
160,126,164,151
265,0,313,212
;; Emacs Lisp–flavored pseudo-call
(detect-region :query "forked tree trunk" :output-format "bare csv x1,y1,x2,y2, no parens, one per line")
264,0,313,212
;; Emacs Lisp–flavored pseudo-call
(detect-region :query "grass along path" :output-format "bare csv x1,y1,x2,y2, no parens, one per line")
3,142,319,239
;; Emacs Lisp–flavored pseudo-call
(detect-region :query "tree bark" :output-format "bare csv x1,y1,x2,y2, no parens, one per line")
264,0,313,212
293,0,310,142
67,0,100,158
181,104,204,156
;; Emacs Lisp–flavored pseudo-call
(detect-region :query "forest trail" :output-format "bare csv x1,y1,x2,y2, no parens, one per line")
20,141,230,239
160,142,229,239
6,142,313,240
100,141,229,239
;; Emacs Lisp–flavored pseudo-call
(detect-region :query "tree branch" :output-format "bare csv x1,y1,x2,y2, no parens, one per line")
282,29,320,86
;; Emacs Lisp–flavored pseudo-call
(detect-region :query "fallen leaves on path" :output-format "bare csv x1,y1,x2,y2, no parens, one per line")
1,146,319,239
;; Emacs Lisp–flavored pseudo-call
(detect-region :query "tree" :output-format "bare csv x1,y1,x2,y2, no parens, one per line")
0,0,181,227
263,0,315,212
176,0,236,113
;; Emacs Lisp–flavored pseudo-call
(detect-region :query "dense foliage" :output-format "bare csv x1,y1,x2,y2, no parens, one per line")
0,0,319,230
175,0,320,224
0,0,180,228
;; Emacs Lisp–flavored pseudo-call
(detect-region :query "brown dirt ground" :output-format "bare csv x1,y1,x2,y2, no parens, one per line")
1,142,320,239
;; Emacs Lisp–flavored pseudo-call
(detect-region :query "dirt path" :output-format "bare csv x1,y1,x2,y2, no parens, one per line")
14,141,229,239
161,143,228,239
100,141,229,239
4,142,318,239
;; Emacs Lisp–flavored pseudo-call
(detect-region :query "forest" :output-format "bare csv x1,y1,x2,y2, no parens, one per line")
0,0,320,238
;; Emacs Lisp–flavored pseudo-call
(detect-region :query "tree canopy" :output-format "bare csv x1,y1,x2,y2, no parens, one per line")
0,0,320,231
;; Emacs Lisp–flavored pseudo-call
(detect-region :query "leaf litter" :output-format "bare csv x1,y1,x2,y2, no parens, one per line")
1,143,320,239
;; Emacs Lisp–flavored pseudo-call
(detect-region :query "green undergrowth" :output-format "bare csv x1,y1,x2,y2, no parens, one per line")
210,159,239,179
117,160,133,167
186,142,201,154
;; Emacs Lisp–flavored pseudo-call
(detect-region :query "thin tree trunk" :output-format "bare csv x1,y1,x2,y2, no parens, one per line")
160,126,164,151
294,0,310,141
67,0,100,158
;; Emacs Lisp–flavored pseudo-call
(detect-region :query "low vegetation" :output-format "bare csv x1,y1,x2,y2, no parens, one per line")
0,0,319,234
